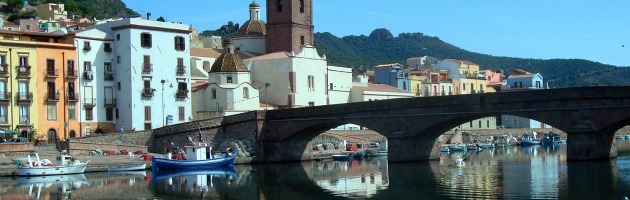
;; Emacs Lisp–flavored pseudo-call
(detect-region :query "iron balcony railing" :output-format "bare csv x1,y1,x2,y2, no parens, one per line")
45,69,59,78
83,71,94,80
0,64,8,75
84,98,96,107
0,92,11,101
176,90,188,98
104,71,115,80
142,88,155,97
67,69,78,78
46,92,60,101
67,92,79,101
17,65,31,76
16,92,33,102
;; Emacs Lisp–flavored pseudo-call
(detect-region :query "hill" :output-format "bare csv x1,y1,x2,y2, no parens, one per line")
1,0,137,21
314,29,630,88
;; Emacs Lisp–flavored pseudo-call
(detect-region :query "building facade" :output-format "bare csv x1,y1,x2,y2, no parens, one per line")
266,0,314,54
373,63,410,92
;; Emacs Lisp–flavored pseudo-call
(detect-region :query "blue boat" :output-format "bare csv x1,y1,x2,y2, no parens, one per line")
521,133,541,146
541,132,563,144
152,143,238,170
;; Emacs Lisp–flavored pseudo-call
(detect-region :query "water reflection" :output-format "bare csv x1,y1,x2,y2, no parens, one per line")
16,174,88,199
150,166,239,199
308,159,389,199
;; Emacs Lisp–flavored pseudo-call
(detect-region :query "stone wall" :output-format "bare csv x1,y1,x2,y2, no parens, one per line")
0,142,34,152
59,141,147,155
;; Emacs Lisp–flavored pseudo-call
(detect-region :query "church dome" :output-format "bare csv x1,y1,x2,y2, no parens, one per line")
209,51,248,73
249,1,260,8
236,19,266,37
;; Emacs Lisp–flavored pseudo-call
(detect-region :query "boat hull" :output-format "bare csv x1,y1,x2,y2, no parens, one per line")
331,155,352,161
521,140,541,146
107,163,147,172
17,164,87,176
152,152,237,170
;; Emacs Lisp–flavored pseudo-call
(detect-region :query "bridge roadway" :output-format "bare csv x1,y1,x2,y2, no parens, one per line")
258,86,630,162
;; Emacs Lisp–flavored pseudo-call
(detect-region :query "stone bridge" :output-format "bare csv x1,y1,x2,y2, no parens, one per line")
140,86,630,163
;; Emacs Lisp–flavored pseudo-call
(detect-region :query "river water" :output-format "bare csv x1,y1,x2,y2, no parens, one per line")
1,141,630,199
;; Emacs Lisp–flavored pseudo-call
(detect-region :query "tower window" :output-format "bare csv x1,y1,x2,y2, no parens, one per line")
277,0,283,12
300,36,305,45
300,0,304,13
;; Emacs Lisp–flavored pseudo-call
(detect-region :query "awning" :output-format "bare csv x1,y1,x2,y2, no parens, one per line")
0,128,19,135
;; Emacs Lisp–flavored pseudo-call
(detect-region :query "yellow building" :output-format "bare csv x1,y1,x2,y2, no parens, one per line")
0,30,78,142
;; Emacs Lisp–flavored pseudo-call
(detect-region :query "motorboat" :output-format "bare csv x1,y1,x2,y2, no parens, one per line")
152,141,238,170
495,135,514,147
521,133,541,146
478,143,495,149
450,144,467,152
439,145,451,152
365,149,388,157
107,162,147,172
331,154,352,161
466,143,481,151
541,132,563,144
17,152,89,176
616,135,626,140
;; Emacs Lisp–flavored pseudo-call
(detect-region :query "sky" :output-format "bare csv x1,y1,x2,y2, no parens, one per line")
121,0,630,67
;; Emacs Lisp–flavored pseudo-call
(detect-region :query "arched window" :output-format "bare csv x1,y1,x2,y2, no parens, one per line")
227,76,233,83
243,87,249,98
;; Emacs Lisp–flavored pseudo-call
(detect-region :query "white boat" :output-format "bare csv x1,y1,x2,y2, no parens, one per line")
450,144,467,152
17,152,89,176
478,143,495,149
365,149,388,157
521,133,541,146
107,163,147,172
617,135,626,140
439,145,451,152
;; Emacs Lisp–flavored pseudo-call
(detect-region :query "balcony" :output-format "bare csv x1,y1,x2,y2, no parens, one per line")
104,98,116,107
45,69,59,78
67,70,78,78
176,65,186,74
176,90,188,98
0,92,11,101
83,45,91,51
16,92,33,103
104,71,115,80
0,116,6,124
142,88,155,98
142,63,153,75
67,92,79,102
83,71,94,80
83,98,96,108
17,65,31,77
46,92,60,102
0,64,8,75
104,46,112,53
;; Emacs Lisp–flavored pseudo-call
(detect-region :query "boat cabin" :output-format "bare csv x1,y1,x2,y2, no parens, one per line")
183,142,212,161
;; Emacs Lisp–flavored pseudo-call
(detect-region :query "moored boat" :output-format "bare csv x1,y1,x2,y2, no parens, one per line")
17,152,89,176
439,145,451,152
521,133,541,146
450,144,467,152
617,135,626,140
541,132,563,144
152,142,238,170
478,143,495,149
107,163,147,172
365,148,388,157
331,154,352,161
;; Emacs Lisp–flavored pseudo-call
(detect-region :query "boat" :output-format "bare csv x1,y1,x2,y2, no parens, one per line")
17,152,89,176
450,144,467,152
466,143,481,151
152,141,238,170
541,132,563,144
521,133,541,146
625,135,630,140
453,162,466,167
107,162,147,172
439,145,451,152
495,135,514,147
478,143,495,149
365,149,388,157
616,135,626,140
331,154,352,161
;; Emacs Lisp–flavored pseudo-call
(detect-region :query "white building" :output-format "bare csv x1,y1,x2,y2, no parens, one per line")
350,75,415,102
77,18,192,131
196,39,261,117
246,45,329,108
327,66,352,104
233,1,266,55
75,28,116,135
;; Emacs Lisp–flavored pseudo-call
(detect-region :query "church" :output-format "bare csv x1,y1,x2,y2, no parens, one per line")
192,0,408,118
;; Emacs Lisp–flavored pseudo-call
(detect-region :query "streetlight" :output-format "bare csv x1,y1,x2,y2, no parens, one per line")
161,79,173,127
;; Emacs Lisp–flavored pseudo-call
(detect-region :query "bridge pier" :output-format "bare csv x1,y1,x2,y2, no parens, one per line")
566,131,616,161
387,136,440,162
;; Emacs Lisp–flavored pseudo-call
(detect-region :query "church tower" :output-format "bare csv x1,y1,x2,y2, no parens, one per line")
265,0,314,54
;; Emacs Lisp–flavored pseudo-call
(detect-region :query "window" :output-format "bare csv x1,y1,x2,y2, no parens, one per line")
212,89,217,99
116,56,120,64
19,105,29,124
300,36,305,45
487,120,490,128
84,61,91,71
104,43,112,52
83,41,90,50
0,104,7,123
471,83,474,92
116,34,120,41
115,108,119,119
144,80,151,89
403,82,407,90
478,120,481,128
227,76,233,83
308,75,314,91
141,33,152,48
174,36,185,51
85,107,93,120
243,87,249,98
179,107,185,121
67,60,75,76
469,121,473,127
178,82,187,91
143,55,151,71
536,81,541,88
300,0,304,13
117,82,121,90
47,104,57,121
329,83,333,90
19,56,28,66
462,83,466,91
277,0,283,12
68,104,76,120
0,54,6,65
308,102,314,107
106,108,113,121
144,106,151,121
46,59,55,76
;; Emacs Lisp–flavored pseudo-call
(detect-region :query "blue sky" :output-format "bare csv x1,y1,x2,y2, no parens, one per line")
121,0,630,67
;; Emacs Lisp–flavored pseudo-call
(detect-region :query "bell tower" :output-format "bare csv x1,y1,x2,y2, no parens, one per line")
266,0,314,54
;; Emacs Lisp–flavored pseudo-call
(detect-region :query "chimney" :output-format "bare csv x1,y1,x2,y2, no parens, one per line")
147,12,151,20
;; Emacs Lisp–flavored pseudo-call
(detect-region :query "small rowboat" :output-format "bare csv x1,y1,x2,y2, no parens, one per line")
107,163,147,172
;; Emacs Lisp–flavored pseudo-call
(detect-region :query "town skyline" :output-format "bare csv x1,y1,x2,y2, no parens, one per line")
121,0,630,67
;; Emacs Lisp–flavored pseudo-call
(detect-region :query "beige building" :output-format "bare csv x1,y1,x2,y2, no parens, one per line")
37,3,68,20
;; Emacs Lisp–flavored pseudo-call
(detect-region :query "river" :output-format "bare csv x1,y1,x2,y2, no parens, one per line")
1,141,630,199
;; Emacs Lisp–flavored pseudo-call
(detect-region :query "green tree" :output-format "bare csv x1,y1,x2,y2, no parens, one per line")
156,16,166,22
65,0,79,14
6,0,25,12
